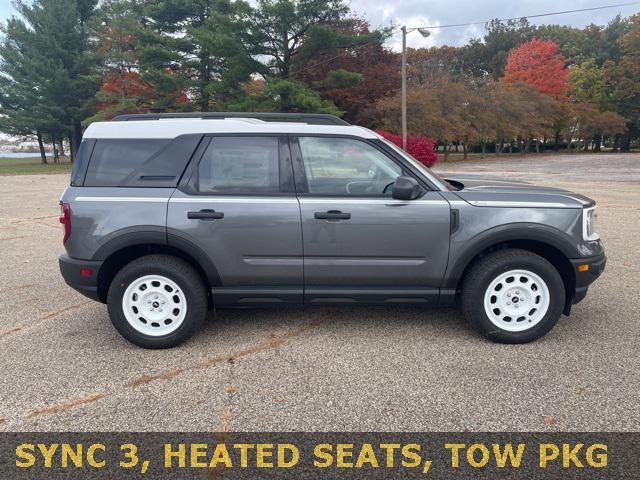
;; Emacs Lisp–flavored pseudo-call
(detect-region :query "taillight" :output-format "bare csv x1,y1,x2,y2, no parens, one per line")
59,201,71,243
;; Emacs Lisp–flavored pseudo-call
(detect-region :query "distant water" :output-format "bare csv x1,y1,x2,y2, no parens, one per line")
0,152,43,158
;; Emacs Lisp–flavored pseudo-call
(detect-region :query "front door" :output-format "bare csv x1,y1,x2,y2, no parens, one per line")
167,135,303,305
291,136,450,304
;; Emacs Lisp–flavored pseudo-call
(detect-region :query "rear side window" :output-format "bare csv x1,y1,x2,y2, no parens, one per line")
84,139,170,187
70,138,95,186
197,137,280,194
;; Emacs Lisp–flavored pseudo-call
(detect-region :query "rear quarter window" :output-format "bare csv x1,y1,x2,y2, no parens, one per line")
70,138,95,186
82,135,204,187
84,139,171,187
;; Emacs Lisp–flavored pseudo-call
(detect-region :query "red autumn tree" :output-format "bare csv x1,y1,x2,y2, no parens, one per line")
98,71,154,102
90,70,189,122
501,38,570,101
297,18,400,127
376,130,438,167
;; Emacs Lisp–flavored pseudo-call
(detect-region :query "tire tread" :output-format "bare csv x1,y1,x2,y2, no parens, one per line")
461,248,565,344
107,254,207,349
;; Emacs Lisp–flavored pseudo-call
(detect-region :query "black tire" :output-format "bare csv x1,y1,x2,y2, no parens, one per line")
461,249,565,344
107,254,207,349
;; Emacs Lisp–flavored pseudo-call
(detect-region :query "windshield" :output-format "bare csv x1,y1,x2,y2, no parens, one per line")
379,138,451,191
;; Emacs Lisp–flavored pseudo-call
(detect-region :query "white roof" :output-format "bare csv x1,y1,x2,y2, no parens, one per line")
83,118,379,140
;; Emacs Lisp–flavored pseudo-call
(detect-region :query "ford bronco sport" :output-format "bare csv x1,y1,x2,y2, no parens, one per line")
59,112,606,348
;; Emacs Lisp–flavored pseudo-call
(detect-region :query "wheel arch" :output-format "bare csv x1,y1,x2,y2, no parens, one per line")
444,224,578,306
93,233,220,304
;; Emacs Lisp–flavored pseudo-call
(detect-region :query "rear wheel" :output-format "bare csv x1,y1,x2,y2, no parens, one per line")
461,249,565,343
107,254,207,348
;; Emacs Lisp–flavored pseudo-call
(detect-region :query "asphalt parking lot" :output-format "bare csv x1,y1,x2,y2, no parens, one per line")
0,153,638,432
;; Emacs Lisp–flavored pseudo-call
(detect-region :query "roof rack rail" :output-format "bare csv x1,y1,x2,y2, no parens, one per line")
111,112,350,126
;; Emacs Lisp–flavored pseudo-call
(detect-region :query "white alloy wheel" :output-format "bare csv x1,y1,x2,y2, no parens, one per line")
122,275,187,336
483,269,550,332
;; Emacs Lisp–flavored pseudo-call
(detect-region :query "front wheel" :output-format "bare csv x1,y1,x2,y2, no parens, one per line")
107,254,207,349
461,249,565,344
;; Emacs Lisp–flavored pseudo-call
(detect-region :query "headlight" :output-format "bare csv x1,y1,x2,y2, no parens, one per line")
583,206,599,241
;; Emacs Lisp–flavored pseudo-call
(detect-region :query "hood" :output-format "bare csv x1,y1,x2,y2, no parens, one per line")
442,173,594,209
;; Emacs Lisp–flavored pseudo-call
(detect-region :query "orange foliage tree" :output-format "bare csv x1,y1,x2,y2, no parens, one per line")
501,38,570,101
90,70,188,121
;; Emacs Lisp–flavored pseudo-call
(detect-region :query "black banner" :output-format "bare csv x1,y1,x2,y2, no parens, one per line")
1,432,639,479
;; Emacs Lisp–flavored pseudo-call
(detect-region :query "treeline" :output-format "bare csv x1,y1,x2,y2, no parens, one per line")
376,20,639,157
0,0,639,164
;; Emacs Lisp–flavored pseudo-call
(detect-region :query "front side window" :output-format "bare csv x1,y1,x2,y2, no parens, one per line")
298,137,402,196
197,137,280,194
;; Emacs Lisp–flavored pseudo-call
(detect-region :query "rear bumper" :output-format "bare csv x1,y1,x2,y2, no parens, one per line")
570,253,606,305
59,254,103,302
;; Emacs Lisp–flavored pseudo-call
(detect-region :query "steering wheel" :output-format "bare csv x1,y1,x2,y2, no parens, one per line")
346,180,373,194
382,180,395,194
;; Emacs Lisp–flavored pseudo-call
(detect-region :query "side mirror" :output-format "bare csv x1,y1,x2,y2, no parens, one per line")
392,175,422,200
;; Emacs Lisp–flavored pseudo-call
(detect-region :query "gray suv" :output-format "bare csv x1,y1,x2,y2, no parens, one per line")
59,112,606,348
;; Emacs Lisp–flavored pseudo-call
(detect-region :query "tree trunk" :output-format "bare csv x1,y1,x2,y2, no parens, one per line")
535,139,540,153
553,130,561,151
199,52,211,111
444,144,450,162
481,141,486,158
463,143,468,160
58,139,65,157
593,135,602,152
52,140,59,163
36,130,47,165
620,133,631,152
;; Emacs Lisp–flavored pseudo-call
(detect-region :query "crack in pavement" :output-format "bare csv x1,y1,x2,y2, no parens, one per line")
0,326,22,338
27,393,108,418
0,302,91,343
40,302,90,321
216,359,238,433
16,319,323,421
128,319,323,388
217,405,233,433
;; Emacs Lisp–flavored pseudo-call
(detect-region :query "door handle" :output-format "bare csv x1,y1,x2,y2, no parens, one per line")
314,210,351,220
187,209,224,220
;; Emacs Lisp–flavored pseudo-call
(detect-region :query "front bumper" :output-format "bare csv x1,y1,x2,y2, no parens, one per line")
570,252,606,305
59,254,103,302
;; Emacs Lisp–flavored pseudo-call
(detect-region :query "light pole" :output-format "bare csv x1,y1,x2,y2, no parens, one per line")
401,26,431,149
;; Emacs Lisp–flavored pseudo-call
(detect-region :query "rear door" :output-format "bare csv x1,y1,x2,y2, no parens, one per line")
291,135,451,304
167,135,303,306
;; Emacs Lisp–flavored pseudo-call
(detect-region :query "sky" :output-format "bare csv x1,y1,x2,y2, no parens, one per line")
0,0,638,50
350,0,640,49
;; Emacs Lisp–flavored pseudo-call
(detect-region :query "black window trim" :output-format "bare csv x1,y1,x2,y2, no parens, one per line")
119,134,204,188
83,137,175,188
289,134,436,198
72,138,96,187
178,133,296,197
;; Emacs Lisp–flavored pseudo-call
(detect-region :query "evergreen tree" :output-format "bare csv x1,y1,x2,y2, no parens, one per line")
246,0,382,113
136,0,258,111
0,0,100,161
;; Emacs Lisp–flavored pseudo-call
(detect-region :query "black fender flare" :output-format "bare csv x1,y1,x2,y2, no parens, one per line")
442,222,580,290
92,228,221,287
92,227,166,261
